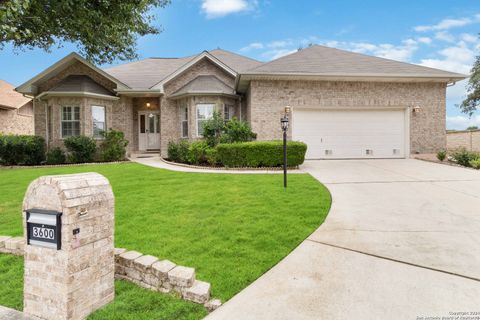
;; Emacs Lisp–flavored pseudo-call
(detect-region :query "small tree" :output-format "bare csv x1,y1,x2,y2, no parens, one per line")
202,111,225,147
99,129,129,162
460,40,480,116
467,126,479,131
221,117,257,143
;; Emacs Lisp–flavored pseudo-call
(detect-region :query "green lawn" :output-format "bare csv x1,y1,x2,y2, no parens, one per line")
0,162,331,319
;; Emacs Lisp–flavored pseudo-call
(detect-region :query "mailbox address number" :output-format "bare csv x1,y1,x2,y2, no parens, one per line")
32,226,55,240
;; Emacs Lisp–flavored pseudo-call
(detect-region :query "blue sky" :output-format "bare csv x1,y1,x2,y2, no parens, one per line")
1,0,480,129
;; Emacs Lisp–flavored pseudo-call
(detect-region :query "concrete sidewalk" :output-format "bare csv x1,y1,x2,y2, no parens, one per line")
207,159,480,319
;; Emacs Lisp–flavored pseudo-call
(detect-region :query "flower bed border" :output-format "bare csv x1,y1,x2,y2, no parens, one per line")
161,157,300,171
0,160,130,169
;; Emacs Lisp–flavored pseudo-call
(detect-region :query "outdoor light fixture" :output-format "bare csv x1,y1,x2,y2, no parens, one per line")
281,106,291,189
148,113,154,118
412,105,421,113
146,102,151,107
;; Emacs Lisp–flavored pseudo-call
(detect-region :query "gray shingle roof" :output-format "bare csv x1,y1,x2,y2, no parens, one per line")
246,45,466,78
104,49,263,90
50,75,114,96
170,75,235,98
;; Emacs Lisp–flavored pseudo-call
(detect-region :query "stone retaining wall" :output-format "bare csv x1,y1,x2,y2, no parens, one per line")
0,236,221,312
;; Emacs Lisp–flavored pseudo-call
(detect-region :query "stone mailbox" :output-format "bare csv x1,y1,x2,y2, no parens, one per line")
22,173,115,320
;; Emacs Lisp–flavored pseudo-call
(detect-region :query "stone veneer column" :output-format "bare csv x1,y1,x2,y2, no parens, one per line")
22,173,115,320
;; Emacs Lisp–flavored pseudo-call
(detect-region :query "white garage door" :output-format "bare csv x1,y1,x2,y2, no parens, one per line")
292,109,407,159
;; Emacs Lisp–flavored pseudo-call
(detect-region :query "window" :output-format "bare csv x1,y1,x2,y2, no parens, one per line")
92,106,106,139
61,106,80,138
196,104,214,136
224,104,235,121
181,106,188,138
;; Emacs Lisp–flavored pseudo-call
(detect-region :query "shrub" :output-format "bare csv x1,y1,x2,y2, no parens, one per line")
187,140,210,165
470,159,480,169
64,135,97,163
436,150,447,162
202,111,225,147
450,148,480,167
0,135,46,165
216,141,307,168
221,117,257,144
99,129,129,162
46,147,66,165
205,147,219,166
168,140,190,163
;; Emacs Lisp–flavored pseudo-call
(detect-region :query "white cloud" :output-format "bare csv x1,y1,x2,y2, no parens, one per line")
328,39,418,62
267,40,293,48
414,17,473,32
419,43,475,74
201,0,254,18
434,31,455,42
261,48,297,60
417,37,432,44
446,115,480,130
240,42,264,52
460,33,478,43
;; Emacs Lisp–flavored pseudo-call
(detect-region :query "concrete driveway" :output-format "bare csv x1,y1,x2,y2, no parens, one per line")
207,159,480,320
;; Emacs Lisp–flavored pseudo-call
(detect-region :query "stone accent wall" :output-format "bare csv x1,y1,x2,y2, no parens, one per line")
447,130,480,152
38,61,116,94
0,236,24,256
160,58,237,157
0,102,34,135
115,249,221,311
248,80,447,154
0,237,221,313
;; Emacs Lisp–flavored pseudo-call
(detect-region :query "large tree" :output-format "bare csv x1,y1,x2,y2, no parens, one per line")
460,53,480,116
0,0,170,64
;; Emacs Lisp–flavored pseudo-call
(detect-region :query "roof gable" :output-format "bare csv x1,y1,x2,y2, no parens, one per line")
16,52,129,96
170,75,235,99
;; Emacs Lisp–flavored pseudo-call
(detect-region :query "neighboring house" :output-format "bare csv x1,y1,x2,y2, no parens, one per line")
0,80,34,135
16,45,466,159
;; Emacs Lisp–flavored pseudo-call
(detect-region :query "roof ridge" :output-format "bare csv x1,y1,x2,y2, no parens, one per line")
248,44,466,76
208,48,263,64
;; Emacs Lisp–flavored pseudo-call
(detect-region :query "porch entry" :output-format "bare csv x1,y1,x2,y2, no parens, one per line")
138,112,160,150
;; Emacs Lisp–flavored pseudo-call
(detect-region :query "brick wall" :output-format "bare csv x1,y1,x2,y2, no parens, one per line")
447,130,480,152
247,80,446,154
0,102,34,135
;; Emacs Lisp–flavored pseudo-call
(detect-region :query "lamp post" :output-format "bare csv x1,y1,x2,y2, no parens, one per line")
281,106,291,189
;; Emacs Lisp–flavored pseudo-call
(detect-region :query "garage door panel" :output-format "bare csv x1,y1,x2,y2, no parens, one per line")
292,109,406,159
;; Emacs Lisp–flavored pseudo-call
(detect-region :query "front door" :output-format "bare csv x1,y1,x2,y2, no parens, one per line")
139,112,160,150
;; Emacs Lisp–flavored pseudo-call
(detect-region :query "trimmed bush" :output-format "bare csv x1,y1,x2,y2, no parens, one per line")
187,140,210,165
436,150,447,162
470,159,480,169
46,147,66,165
99,129,129,162
205,147,219,166
0,135,46,165
168,140,190,163
450,148,480,167
216,141,307,168
64,135,97,163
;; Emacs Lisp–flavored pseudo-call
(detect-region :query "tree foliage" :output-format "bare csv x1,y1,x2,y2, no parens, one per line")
0,0,170,64
460,49,480,116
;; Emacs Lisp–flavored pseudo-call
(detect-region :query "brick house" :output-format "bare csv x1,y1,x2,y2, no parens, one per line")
16,45,466,159
0,80,34,135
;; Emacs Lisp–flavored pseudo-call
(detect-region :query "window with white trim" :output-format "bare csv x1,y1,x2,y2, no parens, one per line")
224,104,235,121
61,106,80,138
181,106,188,138
196,103,214,137
92,106,106,139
